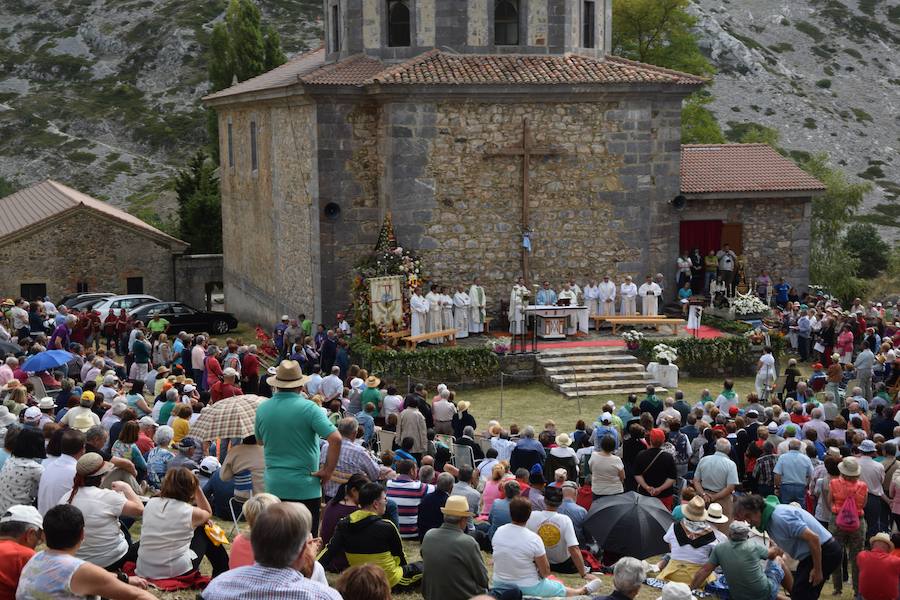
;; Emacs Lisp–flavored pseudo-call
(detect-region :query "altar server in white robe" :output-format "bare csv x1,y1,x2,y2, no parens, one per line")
468,278,486,333
584,280,600,318
440,287,454,337
425,284,444,343
410,287,429,336
508,277,529,334
620,276,638,316
557,283,579,334
568,279,583,306
598,275,617,318
453,285,471,339
568,279,590,333
638,275,662,316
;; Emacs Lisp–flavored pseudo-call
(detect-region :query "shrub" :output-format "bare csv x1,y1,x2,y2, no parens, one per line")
634,335,786,377
816,79,832,88
349,339,499,382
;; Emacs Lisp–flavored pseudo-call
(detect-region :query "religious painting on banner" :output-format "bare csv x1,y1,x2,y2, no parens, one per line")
369,275,404,326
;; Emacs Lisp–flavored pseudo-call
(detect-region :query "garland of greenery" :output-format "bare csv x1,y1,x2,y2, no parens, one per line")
634,334,786,378
702,314,753,335
349,338,499,380
351,213,425,345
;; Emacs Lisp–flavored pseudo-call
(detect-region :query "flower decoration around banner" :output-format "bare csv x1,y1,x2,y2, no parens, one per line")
732,292,770,317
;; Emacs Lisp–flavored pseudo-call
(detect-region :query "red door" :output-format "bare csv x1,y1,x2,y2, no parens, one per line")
679,220,722,255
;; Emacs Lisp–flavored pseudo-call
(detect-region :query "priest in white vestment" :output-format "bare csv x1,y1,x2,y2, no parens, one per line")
557,283,578,334
425,284,444,343
584,280,599,318
410,288,429,336
620,276,638,316
440,287,454,339
568,279,583,306
598,275,617,318
453,285,470,339
638,276,662,316
508,278,529,334
468,278,486,333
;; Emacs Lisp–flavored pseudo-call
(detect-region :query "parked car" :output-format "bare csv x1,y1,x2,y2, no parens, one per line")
58,292,113,309
92,295,160,322
128,302,238,335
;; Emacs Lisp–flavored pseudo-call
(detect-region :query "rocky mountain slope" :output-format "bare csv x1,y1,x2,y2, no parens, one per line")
0,0,896,237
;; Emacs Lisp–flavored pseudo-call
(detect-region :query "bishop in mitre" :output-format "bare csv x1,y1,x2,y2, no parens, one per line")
508,277,529,334
453,284,470,339
468,277,486,334
425,284,444,343
638,275,662,316
410,286,429,336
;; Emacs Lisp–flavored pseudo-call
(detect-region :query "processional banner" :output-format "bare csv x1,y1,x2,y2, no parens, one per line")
369,275,404,326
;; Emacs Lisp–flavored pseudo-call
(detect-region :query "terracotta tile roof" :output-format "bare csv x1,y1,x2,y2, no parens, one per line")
0,180,188,247
369,50,707,86
301,54,388,85
681,144,826,195
203,48,327,101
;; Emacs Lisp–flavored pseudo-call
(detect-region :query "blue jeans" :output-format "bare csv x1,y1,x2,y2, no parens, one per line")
764,560,785,600
780,483,806,505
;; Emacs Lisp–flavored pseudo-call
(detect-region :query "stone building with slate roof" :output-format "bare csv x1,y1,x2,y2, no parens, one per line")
203,0,818,325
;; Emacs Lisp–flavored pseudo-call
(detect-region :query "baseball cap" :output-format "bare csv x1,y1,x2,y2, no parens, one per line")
222,367,238,378
183,384,196,394
728,405,739,417
177,438,196,450
138,416,157,428
561,480,579,491
767,422,778,433
198,456,221,475
600,412,612,424
23,406,41,421
649,428,666,445
0,505,43,530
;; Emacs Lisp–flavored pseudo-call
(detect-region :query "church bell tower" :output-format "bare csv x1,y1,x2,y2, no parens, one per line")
323,0,612,63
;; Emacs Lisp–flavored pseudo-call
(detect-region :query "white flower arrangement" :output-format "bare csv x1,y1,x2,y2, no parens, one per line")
620,330,645,343
652,343,678,364
732,292,769,316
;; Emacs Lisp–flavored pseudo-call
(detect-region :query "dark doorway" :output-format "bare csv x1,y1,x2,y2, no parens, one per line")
20,283,47,300
126,277,144,294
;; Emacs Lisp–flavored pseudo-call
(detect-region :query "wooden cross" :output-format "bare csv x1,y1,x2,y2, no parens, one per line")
487,117,569,286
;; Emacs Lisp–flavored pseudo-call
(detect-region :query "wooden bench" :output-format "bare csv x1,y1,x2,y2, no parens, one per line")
402,328,458,350
384,329,411,347
604,317,686,335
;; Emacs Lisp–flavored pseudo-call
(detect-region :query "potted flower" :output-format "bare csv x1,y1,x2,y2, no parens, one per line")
732,292,770,319
621,330,645,351
652,343,678,366
491,337,511,355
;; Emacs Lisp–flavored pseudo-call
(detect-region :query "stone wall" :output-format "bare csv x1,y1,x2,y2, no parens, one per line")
218,99,318,327
174,254,223,310
0,209,178,301
681,197,812,289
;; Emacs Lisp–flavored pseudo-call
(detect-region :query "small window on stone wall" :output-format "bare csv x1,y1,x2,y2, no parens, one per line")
250,120,258,172
76,281,89,293
227,122,234,168
331,4,341,53
126,277,144,295
20,283,46,300
387,0,411,47
495,0,520,46
583,1,596,48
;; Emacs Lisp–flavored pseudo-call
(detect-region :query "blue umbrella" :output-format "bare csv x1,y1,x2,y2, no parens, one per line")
21,350,75,372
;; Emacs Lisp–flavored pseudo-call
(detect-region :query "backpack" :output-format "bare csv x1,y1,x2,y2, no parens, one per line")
835,492,860,532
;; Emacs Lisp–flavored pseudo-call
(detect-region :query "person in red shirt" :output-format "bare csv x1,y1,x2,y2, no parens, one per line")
205,347,223,390
136,417,157,455
210,367,242,404
0,505,44,600
858,532,900,600
241,345,260,395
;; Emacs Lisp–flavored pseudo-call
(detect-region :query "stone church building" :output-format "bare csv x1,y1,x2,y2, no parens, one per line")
204,0,821,325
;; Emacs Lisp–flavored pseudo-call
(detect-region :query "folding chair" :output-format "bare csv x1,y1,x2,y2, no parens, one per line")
376,429,396,454
27,376,48,400
478,437,493,456
228,470,254,537
453,443,475,470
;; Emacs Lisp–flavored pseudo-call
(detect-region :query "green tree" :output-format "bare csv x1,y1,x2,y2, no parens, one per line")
0,176,17,198
263,24,287,70
612,0,715,76
681,93,724,144
843,222,890,279
801,153,873,303
174,150,222,253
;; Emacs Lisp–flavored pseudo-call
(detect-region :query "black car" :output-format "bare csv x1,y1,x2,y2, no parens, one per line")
128,302,238,334
58,292,113,309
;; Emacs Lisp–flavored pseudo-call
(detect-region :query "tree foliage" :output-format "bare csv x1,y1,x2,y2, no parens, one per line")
681,93,724,144
0,176,18,198
800,153,873,303
612,0,714,76
843,222,890,279
174,150,222,254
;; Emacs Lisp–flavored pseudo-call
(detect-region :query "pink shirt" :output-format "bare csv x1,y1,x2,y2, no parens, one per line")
228,534,253,570
480,480,502,518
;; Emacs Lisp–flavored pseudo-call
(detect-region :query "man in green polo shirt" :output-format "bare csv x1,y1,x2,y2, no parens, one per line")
147,312,169,337
255,359,341,533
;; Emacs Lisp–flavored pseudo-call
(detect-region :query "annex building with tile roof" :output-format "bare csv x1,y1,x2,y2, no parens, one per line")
203,0,821,325
0,180,189,301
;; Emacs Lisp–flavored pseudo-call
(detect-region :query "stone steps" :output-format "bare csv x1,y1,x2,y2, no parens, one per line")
536,346,664,399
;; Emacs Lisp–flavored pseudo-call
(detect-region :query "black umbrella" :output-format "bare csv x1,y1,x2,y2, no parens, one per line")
0,341,22,356
583,491,673,559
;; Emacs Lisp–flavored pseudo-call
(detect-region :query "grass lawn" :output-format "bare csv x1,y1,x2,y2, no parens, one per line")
145,368,857,599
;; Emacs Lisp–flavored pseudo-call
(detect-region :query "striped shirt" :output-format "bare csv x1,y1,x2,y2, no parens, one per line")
385,476,434,539
320,438,381,498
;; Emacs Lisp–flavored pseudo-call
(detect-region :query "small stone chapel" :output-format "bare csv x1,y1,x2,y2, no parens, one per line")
203,0,820,326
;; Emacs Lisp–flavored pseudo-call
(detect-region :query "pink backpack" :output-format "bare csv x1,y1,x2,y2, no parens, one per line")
835,493,860,532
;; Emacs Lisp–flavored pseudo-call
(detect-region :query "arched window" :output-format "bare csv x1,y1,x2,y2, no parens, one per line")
494,0,519,46
387,0,411,47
